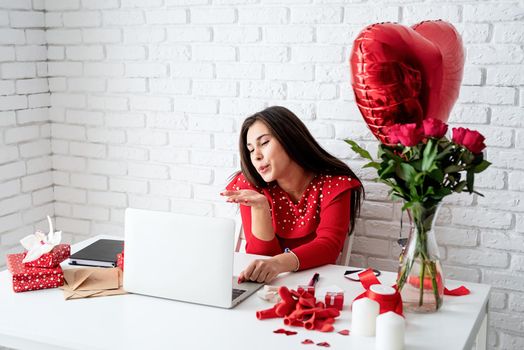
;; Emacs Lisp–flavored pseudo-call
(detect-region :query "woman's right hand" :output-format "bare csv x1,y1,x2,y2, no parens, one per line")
238,257,283,284
220,189,269,209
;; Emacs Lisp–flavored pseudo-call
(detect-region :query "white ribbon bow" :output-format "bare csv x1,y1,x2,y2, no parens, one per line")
20,216,62,263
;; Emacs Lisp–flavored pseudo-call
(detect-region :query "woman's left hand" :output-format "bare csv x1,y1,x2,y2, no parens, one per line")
238,258,283,284
221,189,269,209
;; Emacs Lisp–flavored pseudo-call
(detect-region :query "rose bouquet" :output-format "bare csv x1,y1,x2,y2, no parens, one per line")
346,118,490,312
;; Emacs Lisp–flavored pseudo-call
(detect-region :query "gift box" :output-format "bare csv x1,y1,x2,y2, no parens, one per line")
23,244,70,268
297,285,315,296
325,291,344,310
7,253,64,293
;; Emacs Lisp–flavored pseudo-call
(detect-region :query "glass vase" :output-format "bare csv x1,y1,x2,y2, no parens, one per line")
396,202,444,313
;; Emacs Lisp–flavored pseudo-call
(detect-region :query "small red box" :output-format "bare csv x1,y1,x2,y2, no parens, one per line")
23,244,71,268
117,251,124,271
7,253,64,293
325,292,344,310
297,285,315,296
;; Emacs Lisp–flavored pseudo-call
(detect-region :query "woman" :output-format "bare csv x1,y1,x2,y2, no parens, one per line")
221,106,363,284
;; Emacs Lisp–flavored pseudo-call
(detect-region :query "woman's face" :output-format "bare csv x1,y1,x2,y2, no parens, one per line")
246,120,293,183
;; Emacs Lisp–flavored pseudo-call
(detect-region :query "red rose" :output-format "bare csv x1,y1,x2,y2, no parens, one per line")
391,123,424,147
386,124,401,145
423,118,448,138
452,127,486,154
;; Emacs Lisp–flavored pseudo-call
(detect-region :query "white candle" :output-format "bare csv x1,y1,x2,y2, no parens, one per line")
370,284,396,296
376,311,405,350
351,297,380,336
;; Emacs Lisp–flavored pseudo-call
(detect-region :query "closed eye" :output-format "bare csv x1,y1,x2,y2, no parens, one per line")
247,139,269,154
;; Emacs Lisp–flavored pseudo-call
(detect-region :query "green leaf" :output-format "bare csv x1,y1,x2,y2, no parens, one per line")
422,139,438,172
474,160,491,173
363,161,381,170
473,190,485,197
344,139,374,161
380,147,403,162
466,169,474,193
379,179,408,199
414,172,425,184
396,163,417,182
444,165,463,174
435,143,454,160
402,201,414,210
428,169,444,183
409,183,419,200
425,186,435,195
462,150,475,164
454,180,467,192
411,159,423,171
433,187,452,199
378,160,396,179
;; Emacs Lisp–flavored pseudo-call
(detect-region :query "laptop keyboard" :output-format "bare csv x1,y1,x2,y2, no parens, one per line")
232,288,246,301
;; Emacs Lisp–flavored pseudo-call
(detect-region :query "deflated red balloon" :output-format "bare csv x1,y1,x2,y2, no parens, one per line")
350,20,464,144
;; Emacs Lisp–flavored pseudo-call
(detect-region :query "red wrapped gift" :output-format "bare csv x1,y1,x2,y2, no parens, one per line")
23,244,70,268
7,253,64,293
297,285,315,296
324,292,344,310
117,251,124,271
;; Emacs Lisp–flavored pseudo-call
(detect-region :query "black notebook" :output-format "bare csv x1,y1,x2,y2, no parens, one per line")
69,239,124,267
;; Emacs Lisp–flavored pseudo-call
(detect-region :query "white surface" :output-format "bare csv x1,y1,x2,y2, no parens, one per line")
123,208,237,308
0,1,520,346
0,235,490,350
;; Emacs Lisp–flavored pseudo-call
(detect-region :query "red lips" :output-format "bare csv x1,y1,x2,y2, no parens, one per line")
258,164,270,173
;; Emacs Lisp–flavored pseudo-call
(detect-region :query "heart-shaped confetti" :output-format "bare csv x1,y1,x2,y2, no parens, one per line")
301,339,314,344
338,329,350,336
317,342,330,347
273,328,297,336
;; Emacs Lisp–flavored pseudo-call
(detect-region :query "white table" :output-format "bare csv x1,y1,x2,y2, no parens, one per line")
0,235,490,350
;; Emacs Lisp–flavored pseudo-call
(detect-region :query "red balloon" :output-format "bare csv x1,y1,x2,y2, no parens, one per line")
350,20,465,144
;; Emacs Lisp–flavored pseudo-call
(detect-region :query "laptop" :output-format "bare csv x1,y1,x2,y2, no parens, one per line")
123,208,263,308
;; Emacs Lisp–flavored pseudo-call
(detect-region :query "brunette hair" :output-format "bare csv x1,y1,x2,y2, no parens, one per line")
237,106,363,235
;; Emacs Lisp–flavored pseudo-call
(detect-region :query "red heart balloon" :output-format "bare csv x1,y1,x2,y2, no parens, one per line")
350,20,464,144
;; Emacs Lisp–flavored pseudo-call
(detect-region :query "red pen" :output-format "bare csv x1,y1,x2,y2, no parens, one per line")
308,273,320,287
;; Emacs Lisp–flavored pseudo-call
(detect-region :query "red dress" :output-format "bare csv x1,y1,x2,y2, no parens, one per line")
226,173,360,270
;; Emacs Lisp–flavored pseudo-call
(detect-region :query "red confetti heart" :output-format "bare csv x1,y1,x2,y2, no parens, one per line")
338,329,350,336
317,342,330,347
302,339,314,344
273,328,287,334
285,330,298,336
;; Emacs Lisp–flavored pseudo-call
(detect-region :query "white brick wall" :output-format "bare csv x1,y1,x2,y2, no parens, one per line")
0,1,522,348
0,0,52,271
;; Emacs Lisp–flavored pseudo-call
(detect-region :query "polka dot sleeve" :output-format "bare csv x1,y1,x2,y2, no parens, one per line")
226,173,282,256
225,172,256,192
